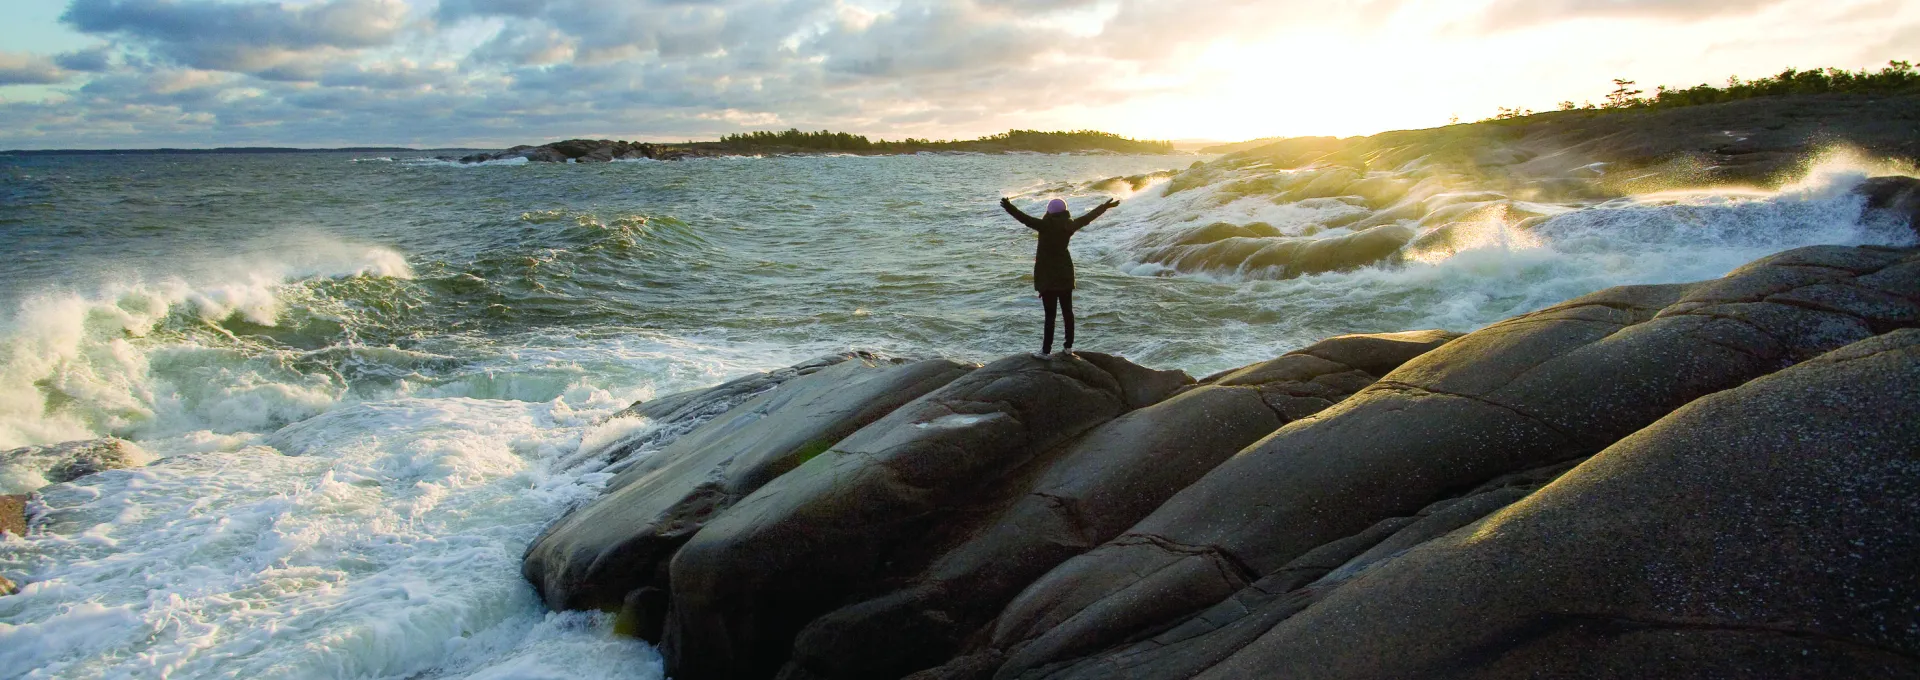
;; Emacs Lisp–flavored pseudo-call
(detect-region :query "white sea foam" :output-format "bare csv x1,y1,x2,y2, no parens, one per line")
401,156,530,168
0,395,641,678
1087,150,1915,285
0,325,785,678
0,217,812,675
0,241,413,454
1071,152,1917,373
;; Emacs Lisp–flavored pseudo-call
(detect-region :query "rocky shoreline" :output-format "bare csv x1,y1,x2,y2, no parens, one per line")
1092,95,1920,284
518,236,1920,679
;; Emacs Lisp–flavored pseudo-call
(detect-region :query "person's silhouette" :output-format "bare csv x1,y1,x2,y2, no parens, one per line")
1000,196,1119,356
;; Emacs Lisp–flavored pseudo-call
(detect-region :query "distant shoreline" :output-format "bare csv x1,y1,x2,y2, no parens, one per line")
0,147,444,156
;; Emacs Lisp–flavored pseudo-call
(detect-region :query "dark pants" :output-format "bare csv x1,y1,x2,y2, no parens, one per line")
1041,291,1074,354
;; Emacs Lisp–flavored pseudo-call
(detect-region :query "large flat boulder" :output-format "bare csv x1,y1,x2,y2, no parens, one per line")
1192,328,1920,678
781,332,1457,680
1857,175,1920,239
984,246,1920,677
551,353,871,473
1136,224,1416,279
523,355,973,629
662,352,1190,680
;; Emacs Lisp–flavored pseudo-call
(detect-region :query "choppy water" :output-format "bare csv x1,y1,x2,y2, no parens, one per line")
0,149,1913,678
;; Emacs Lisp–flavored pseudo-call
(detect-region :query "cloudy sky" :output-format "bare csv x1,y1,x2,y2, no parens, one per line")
0,0,1915,149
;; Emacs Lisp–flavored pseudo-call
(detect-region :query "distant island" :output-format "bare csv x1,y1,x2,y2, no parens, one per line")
454,129,1177,163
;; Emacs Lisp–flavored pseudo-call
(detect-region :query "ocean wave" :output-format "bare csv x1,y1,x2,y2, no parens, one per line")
400,156,530,168
9,395,650,678
0,240,413,453
0,317,802,675
1081,149,1918,286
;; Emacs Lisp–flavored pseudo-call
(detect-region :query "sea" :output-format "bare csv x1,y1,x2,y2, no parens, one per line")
0,149,1912,678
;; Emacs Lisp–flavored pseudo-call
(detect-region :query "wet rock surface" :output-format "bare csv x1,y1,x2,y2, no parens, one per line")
1,493,25,537
0,438,150,493
524,354,974,626
778,332,1450,680
985,245,1920,678
522,245,1920,680
1860,175,1920,238
549,353,874,474
1193,328,1920,680
663,352,1190,680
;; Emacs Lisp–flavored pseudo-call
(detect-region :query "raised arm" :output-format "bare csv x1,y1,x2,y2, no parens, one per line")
1072,199,1121,231
1000,197,1043,230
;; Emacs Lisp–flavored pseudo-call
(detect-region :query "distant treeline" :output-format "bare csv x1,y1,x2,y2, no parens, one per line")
1488,60,1920,120
1627,60,1919,109
715,128,1174,154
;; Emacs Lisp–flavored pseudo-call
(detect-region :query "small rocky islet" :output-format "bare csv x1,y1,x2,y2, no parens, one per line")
456,139,706,164
510,232,1920,679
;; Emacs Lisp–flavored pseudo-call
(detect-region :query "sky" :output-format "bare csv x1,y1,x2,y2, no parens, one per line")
0,0,1915,149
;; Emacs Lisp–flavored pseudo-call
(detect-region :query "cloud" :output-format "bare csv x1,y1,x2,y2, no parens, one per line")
0,52,71,85
0,0,1368,146
60,0,410,72
1479,0,1790,31
2,0,1907,148
439,0,829,61
319,61,459,90
814,1,1056,77
467,24,578,66
54,47,114,72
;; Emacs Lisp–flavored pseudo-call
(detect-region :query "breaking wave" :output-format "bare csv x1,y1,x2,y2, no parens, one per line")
1072,149,1916,287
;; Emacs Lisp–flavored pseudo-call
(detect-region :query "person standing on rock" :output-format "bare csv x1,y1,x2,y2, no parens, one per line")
999,196,1119,356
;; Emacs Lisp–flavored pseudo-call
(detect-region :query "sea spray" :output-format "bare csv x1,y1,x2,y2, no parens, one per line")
0,242,412,453
1051,151,1917,358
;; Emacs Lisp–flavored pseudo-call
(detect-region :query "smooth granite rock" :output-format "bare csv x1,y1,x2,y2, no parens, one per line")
524,355,973,626
984,246,1919,678
551,353,875,473
779,332,1456,680
662,352,1189,680
1192,328,1920,679
517,246,1919,680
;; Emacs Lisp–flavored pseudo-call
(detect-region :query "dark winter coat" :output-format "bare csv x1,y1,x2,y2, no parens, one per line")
1002,201,1114,292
